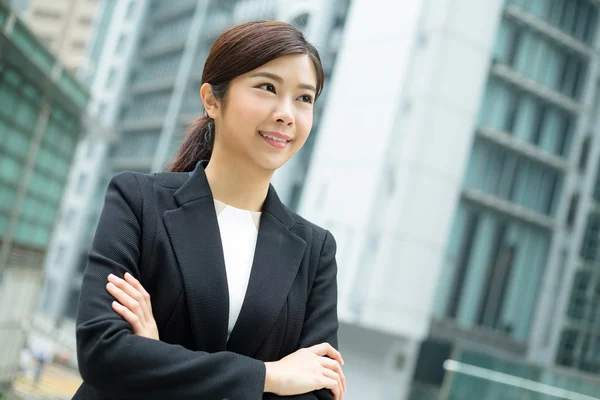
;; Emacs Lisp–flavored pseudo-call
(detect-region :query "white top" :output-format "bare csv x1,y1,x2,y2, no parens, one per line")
213,199,261,340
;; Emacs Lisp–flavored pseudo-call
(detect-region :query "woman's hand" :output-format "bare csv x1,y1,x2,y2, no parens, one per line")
106,273,159,340
264,343,346,400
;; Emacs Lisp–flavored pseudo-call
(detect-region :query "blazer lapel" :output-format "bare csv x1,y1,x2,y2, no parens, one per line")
226,185,307,357
163,160,307,357
163,161,229,352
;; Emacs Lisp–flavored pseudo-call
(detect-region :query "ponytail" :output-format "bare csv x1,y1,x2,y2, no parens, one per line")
167,115,214,172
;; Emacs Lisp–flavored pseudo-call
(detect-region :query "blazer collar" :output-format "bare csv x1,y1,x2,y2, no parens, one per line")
163,159,306,356
174,160,296,230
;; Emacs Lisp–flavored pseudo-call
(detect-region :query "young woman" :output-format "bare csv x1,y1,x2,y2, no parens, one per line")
74,21,346,400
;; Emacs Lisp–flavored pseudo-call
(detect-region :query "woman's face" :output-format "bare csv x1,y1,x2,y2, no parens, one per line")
208,54,318,172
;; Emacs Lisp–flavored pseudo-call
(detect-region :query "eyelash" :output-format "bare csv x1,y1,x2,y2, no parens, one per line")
256,83,314,104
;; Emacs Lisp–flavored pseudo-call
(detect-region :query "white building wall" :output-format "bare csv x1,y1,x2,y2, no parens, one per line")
298,0,505,397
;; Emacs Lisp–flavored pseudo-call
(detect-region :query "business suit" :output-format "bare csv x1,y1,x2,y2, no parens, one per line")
73,160,339,400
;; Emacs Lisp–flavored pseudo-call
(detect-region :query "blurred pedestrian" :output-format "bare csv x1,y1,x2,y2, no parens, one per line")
32,351,45,386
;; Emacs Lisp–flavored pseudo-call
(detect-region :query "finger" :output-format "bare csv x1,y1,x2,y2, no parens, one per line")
322,369,343,400
108,275,150,321
106,282,143,320
323,359,346,392
124,273,152,306
322,358,346,392
111,301,141,332
319,375,340,400
308,343,344,365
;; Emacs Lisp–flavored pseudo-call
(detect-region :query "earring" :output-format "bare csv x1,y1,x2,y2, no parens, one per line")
204,119,214,143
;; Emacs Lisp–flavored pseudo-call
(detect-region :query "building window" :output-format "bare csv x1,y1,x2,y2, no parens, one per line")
97,102,108,120
76,173,88,195
464,138,563,216
556,328,578,367
55,244,66,265
508,0,599,45
32,7,61,19
593,161,600,203
106,68,117,89
40,35,54,47
566,194,579,230
441,201,551,342
113,131,160,158
578,136,591,172
567,270,590,320
493,18,589,99
581,213,600,261
72,40,86,51
116,35,126,54
63,208,75,230
477,79,575,158
126,0,137,19
78,15,93,26
86,139,97,158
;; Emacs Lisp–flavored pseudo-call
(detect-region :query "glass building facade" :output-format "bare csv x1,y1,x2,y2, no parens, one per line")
0,5,88,256
559,163,600,370
442,347,600,399
430,0,600,392
0,0,89,386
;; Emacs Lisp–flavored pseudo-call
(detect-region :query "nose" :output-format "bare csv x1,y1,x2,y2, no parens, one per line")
273,99,294,127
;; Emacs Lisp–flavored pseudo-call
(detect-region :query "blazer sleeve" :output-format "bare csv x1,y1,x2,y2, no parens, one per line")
299,230,341,400
76,172,266,400
263,231,340,400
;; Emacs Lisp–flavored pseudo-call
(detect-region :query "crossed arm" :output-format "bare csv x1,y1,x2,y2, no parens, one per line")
77,172,346,399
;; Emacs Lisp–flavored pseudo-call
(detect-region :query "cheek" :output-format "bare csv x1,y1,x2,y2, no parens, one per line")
223,92,263,133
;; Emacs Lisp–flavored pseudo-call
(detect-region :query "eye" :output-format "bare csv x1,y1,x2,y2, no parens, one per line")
257,83,276,93
298,94,314,104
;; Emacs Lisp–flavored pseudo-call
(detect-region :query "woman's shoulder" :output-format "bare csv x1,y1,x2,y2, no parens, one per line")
110,170,190,192
285,206,332,245
105,171,190,212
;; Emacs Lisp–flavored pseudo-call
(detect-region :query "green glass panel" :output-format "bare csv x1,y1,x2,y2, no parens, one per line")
446,349,600,398
15,100,39,132
0,6,6,29
0,86,18,120
58,72,89,108
0,185,15,212
0,214,7,237
6,130,30,159
0,156,21,185
14,218,35,246
10,20,55,74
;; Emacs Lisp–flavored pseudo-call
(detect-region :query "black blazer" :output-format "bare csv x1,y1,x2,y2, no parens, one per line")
73,160,339,400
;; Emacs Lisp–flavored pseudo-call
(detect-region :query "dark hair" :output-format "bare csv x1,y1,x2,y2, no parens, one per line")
167,20,325,172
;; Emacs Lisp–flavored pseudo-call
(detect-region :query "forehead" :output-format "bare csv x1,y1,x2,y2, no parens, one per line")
245,54,318,86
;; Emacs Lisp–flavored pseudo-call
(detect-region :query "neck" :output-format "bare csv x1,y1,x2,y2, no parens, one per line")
204,150,273,212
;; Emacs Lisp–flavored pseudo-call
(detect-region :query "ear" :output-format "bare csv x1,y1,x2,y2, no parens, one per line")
200,83,219,119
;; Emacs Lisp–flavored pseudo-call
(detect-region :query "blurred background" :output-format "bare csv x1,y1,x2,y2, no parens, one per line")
0,0,599,399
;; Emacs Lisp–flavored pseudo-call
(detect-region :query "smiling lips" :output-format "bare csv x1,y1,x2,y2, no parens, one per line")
259,131,291,149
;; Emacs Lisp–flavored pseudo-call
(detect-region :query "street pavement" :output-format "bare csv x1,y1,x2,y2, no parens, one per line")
11,363,81,400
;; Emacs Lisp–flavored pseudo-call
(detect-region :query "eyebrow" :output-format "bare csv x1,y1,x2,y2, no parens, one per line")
250,72,316,93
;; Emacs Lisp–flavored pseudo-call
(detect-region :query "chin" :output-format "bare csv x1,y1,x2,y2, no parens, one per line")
255,154,292,172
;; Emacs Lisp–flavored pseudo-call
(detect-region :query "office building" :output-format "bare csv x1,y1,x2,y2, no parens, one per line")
39,0,146,322
16,0,102,71
299,0,600,398
0,0,89,386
